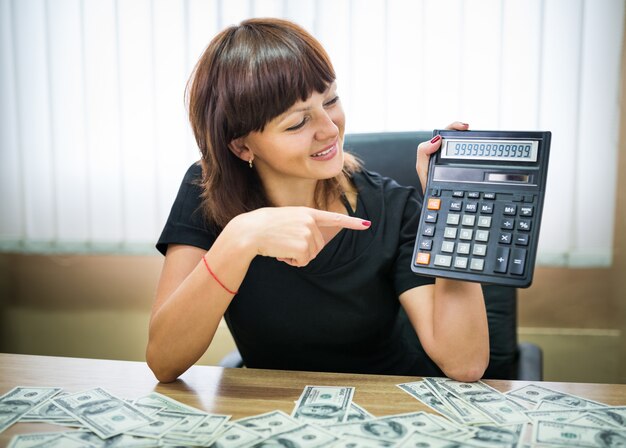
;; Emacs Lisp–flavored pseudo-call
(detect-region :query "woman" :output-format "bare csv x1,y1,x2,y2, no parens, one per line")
146,18,488,383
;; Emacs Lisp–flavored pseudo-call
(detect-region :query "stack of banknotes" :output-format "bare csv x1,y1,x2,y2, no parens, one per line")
1,379,625,447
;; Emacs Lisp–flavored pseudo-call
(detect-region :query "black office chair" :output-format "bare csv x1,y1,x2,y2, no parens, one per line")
220,131,543,381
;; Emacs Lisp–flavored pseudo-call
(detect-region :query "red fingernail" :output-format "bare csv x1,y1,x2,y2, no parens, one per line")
362,220,371,227
430,135,441,144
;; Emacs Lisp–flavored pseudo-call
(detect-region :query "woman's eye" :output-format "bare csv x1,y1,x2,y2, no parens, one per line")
287,118,307,131
324,96,339,107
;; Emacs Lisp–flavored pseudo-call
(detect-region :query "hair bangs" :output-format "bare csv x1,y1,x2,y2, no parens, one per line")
226,19,336,138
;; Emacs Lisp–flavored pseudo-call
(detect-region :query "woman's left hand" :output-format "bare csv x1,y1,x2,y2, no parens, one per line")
416,121,469,193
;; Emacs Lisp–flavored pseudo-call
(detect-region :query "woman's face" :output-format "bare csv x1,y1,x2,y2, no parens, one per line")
239,82,345,188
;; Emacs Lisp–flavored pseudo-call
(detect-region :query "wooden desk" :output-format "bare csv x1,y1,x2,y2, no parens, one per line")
1,353,625,445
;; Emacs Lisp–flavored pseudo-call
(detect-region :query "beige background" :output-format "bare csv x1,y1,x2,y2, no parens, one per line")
2,27,626,385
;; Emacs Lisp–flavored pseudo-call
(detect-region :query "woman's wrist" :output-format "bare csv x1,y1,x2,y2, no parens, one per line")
218,212,261,263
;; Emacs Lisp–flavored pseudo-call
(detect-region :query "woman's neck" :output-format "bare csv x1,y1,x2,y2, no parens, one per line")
261,176,319,208
261,174,357,214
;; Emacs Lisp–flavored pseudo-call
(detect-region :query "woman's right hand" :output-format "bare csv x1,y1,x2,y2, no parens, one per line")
229,207,371,267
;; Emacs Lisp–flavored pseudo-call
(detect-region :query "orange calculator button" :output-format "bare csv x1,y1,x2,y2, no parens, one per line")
427,198,441,210
415,252,431,265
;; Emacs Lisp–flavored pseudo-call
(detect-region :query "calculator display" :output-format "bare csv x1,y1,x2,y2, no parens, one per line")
442,139,538,162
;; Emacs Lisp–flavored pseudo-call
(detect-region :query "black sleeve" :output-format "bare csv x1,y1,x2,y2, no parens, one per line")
392,186,436,295
156,163,217,255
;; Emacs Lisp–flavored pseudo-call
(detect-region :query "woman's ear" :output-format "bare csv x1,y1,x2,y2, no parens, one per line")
227,137,252,162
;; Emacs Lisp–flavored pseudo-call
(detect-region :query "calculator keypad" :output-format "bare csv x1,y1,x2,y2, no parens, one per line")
414,189,535,278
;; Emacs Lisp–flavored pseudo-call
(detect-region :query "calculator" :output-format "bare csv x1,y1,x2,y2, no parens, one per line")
411,130,551,288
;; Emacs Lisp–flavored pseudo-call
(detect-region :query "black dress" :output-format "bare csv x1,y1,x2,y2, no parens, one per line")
157,163,437,375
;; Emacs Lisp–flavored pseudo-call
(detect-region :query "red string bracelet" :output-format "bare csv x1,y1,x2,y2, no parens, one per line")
202,255,238,295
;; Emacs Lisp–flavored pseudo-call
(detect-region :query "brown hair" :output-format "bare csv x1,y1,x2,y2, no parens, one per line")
186,18,360,229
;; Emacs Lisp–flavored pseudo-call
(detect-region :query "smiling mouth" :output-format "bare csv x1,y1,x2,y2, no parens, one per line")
311,144,336,158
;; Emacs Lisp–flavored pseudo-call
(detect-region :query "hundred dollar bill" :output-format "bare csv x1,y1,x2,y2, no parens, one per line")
167,411,208,436
376,411,450,437
52,387,153,439
20,393,72,422
0,386,62,434
159,417,231,446
7,431,69,448
533,399,574,411
569,413,622,429
524,408,596,424
208,423,267,448
254,424,338,448
534,420,626,447
346,403,374,422
396,430,481,448
236,410,300,435
331,434,395,448
7,432,88,448
126,410,186,438
64,430,157,447
292,386,354,425
463,424,524,448
134,391,206,415
422,379,492,425
131,402,163,417
192,414,233,440
425,378,529,425
396,381,464,425
588,406,626,428
505,384,607,409
327,412,448,443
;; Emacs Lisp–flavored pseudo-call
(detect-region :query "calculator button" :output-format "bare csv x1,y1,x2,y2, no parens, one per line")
452,191,465,197
480,203,494,214
472,244,487,256
459,229,473,240
423,225,435,236
425,211,438,223
465,202,478,213
454,257,468,269
457,242,471,255
483,192,496,200
518,219,532,231
510,248,527,275
446,213,461,225
415,252,431,265
441,241,455,253
468,192,480,199
501,218,515,230
419,240,433,251
430,187,441,196
462,215,476,226
494,246,510,273
450,201,463,211
520,205,534,217
427,198,441,210
444,227,458,239
503,205,517,215
499,233,512,244
475,230,490,242
434,254,452,267
470,258,484,271
477,216,492,228
515,233,529,246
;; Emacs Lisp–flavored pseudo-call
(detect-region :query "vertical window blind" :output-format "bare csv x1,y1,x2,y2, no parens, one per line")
0,0,623,266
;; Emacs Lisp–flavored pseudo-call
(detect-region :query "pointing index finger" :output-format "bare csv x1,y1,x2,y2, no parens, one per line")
311,209,371,230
